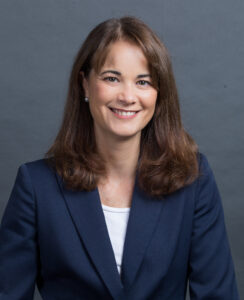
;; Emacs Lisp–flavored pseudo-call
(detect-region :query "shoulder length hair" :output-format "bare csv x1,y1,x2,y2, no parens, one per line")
45,16,200,197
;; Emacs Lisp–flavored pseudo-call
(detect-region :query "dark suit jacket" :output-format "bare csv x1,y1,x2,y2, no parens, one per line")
0,152,240,299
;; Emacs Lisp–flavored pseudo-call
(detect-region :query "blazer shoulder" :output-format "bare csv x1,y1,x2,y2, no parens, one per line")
19,157,56,180
196,151,213,176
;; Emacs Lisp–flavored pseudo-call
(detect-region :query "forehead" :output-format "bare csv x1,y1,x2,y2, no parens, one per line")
93,40,149,73
106,41,147,63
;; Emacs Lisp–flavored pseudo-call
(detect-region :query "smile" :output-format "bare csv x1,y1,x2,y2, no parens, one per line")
109,108,139,119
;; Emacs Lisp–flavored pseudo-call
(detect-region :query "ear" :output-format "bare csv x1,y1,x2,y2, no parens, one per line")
80,71,89,97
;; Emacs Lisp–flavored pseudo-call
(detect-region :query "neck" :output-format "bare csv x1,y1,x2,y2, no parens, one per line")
95,130,141,182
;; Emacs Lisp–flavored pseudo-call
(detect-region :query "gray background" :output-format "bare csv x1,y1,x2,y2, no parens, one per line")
0,1,243,299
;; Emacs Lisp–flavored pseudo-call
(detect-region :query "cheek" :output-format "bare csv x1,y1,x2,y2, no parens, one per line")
90,82,113,103
89,84,111,118
143,91,158,111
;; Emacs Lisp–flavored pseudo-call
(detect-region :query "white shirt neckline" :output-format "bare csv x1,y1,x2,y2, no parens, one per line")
101,204,131,213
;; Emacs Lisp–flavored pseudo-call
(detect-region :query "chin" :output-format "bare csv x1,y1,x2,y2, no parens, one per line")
111,130,141,139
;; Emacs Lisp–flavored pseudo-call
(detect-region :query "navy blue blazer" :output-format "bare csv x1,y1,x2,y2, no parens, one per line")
0,153,239,299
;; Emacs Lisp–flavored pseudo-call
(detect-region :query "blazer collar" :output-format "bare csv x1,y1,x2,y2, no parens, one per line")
56,173,165,299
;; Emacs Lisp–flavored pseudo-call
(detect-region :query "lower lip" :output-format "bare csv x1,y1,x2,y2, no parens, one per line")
110,109,139,119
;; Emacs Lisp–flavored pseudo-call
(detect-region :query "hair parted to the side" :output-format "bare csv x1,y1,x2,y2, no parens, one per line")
45,16,200,197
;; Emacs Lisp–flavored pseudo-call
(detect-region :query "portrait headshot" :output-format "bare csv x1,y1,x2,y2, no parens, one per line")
0,1,243,300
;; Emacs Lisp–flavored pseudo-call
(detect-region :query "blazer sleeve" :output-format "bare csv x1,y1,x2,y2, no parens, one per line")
188,153,240,299
0,164,38,300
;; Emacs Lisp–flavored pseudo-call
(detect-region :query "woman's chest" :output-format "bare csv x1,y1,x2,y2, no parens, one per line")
97,181,135,208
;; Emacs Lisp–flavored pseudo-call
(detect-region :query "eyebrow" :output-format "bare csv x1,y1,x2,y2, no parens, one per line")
100,70,151,78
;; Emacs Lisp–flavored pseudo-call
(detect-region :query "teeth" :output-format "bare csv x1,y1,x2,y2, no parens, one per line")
112,109,137,116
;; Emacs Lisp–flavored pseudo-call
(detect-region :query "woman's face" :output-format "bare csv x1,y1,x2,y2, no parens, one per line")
81,40,158,142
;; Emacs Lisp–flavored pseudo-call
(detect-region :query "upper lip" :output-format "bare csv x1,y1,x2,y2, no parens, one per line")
109,107,140,112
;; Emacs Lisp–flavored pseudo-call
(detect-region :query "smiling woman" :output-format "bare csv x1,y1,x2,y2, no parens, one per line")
45,17,200,196
0,16,239,300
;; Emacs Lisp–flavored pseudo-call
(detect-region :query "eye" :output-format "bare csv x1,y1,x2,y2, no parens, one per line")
104,76,119,82
137,80,151,86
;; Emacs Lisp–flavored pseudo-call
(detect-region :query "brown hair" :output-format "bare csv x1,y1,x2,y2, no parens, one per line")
45,16,200,197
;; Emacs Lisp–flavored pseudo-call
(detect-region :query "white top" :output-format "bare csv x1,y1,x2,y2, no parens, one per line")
101,204,131,275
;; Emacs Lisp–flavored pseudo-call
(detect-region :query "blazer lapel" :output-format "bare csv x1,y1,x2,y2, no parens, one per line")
121,181,189,291
56,173,124,300
120,181,165,289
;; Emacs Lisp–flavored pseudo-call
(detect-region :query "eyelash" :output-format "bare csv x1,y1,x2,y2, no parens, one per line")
103,76,151,86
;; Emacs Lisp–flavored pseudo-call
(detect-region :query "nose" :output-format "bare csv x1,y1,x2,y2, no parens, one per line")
117,82,136,105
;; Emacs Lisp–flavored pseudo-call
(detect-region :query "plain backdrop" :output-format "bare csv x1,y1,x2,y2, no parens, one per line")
0,1,243,299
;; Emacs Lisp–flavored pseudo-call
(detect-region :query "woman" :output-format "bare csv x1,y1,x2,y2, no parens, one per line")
0,16,240,299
